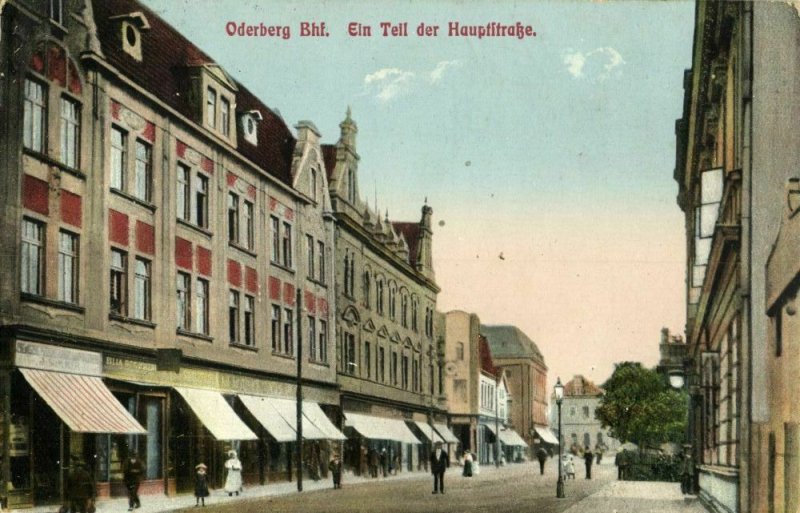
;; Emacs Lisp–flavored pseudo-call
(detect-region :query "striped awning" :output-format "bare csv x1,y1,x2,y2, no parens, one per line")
433,423,460,444
239,395,345,442
239,394,297,442
412,421,446,444
302,402,346,441
174,387,257,441
535,426,560,445
20,368,146,434
269,398,328,440
498,428,529,447
344,412,421,444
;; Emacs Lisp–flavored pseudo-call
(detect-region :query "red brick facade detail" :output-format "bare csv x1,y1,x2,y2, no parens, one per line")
317,298,329,316
202,157,214,174
226,171,238,188
283,282,296,305
247,184,257,200
245,266,258,293
142,121,156,142
284,206,294,221
108,209,129,247
48,45,66,87
175,237,193,270
196,246,212,276
305,291,316,314
135,221,155,255
268,277,281,301
60,190,82,228
269,197,278,212
68,60,82,95
22,175,49,216
176,140,187,158
227,259,242,288
111,101,121,120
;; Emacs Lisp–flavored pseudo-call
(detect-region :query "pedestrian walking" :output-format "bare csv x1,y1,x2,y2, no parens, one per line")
536,447,548,475
583,446,594,479
564,455,575,479
379,448,388,477
462,451,473,477
359,444,368,476
430,442,449,494
680,450,695,495
594,441,606,464
369,447,379,478
223,450,243,496
328,455,342,489
66,458,96,513
194,463,209,507
123,453,143,511
615,450,629,480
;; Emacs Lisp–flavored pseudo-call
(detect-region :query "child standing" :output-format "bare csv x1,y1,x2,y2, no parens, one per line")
328,455,342,489
194,463,209,507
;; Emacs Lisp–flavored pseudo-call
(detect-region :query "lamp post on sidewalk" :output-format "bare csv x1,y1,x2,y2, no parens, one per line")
554,377,565,499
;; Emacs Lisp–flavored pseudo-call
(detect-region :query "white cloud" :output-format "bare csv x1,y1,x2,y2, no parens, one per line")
363,60,462,103
562,47,625,81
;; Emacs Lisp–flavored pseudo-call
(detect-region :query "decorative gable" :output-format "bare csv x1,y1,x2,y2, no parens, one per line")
363,318,376,333
109,12,150,62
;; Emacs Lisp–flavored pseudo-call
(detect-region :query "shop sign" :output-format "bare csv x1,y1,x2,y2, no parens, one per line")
15,340,101,376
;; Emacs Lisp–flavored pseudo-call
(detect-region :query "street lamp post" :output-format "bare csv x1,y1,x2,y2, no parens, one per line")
495,370,500,468
554,377,565,499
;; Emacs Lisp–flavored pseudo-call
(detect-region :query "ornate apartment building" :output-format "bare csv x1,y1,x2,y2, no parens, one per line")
0,0,343,507
675,3,800,512
323,112,453,474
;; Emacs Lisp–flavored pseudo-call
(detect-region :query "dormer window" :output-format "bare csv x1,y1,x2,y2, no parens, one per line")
221,98,230,136
110,12,150,62
239,110,262,146
206,88,217,129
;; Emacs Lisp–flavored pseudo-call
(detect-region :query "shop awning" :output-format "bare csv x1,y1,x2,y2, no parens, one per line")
433,423,460,444
411,421,445,444
302,402,346,441
269,398,328,440
174,387,257,441
20,368,146,434
344,412,421,444
498,428,529,447
238,394,297,442
535,426,559,445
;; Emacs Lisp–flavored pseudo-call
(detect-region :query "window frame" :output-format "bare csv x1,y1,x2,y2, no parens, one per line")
23,78,47,154
195,277,209,335
176,271,191,331
59,95,80,169
57,230,79,304
110,125,128,191
227,192,239,244
133,257,151,321
110,248,128,316
21,218,45,296
133,139,152,203
243,295,255,346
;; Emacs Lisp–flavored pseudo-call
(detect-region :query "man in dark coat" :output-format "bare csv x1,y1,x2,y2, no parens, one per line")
123,454,144,511
430,442,449,494
583,446,594,479
66,459,95,513
536,447,548,475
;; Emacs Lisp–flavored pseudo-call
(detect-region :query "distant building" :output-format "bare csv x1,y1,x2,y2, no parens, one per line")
656,327,687,388
549,375,619,456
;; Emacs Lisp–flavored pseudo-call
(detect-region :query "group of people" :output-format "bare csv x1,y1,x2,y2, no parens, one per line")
193,450,243,507
358,446,394,477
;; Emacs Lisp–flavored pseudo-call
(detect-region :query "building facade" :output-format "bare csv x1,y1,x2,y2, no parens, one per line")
0,0,342,507
549,375,619,457
675,3,800,512
323,112,450,475
656,327,687,388
481,325,549,453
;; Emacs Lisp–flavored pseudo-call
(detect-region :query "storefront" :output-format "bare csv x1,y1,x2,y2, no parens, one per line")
343,412,421,475
497,428,528,463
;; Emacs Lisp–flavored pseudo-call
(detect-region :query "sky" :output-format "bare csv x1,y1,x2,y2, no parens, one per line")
141,0,695,391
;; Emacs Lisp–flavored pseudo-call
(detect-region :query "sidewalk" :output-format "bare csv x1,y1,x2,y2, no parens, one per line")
563,480,708,513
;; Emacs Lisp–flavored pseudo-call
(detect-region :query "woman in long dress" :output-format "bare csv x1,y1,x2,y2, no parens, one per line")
223,450,243,496
462,451,473,477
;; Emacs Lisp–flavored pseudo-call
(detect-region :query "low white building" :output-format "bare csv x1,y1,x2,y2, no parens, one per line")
549,375,619,458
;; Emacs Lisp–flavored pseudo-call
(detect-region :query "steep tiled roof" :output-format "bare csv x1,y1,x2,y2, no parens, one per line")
392,222,420,267
478,335,497,376
322,144,338,182
564,375,603,397
481,325,545,365
92,0,295,184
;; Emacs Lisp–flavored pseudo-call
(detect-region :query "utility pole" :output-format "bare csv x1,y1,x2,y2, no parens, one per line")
296,288,303,492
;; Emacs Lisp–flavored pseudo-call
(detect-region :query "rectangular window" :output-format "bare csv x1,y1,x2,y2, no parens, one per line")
49,0,63,24
308,316,316,361
133,258,151,321
282,222,293,268
344,333,356,375
244,200,254,250
283,308,294,355
310,168,318,202
176,272,190,330
270,216,280,263
775,309,783,357
111,126,127,191
244,295,255,346
21,219,44,295
220,97,230,136
391,352,398,386
195,174,209,228
177,163,190,221
110,249,127,316
134,140,152,202
58,230,79,303
317,241,325,284
364,342,371,379
60,97,80,168
271,305,281,352
429,364,434,395
306,235,315,279
195,278,209,334
23,78,46,153
402,355,409,389
319,320,328,363
378,347,385,383
229,290,240,343
206,87,216,129
228,192,239,243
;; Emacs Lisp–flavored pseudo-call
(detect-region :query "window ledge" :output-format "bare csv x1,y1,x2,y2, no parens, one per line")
270,262,295,274
22,148,86,179
271,351,296,360
110,188,157,212
109,314,156,329
309,359,330,367
306,277,328,289
21,293,85,313
229,242,257,258
229,342,258,352
177,218,213,238
177,328,213,342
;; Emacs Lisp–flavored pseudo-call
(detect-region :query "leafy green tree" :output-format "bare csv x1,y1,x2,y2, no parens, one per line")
595,362,687,448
